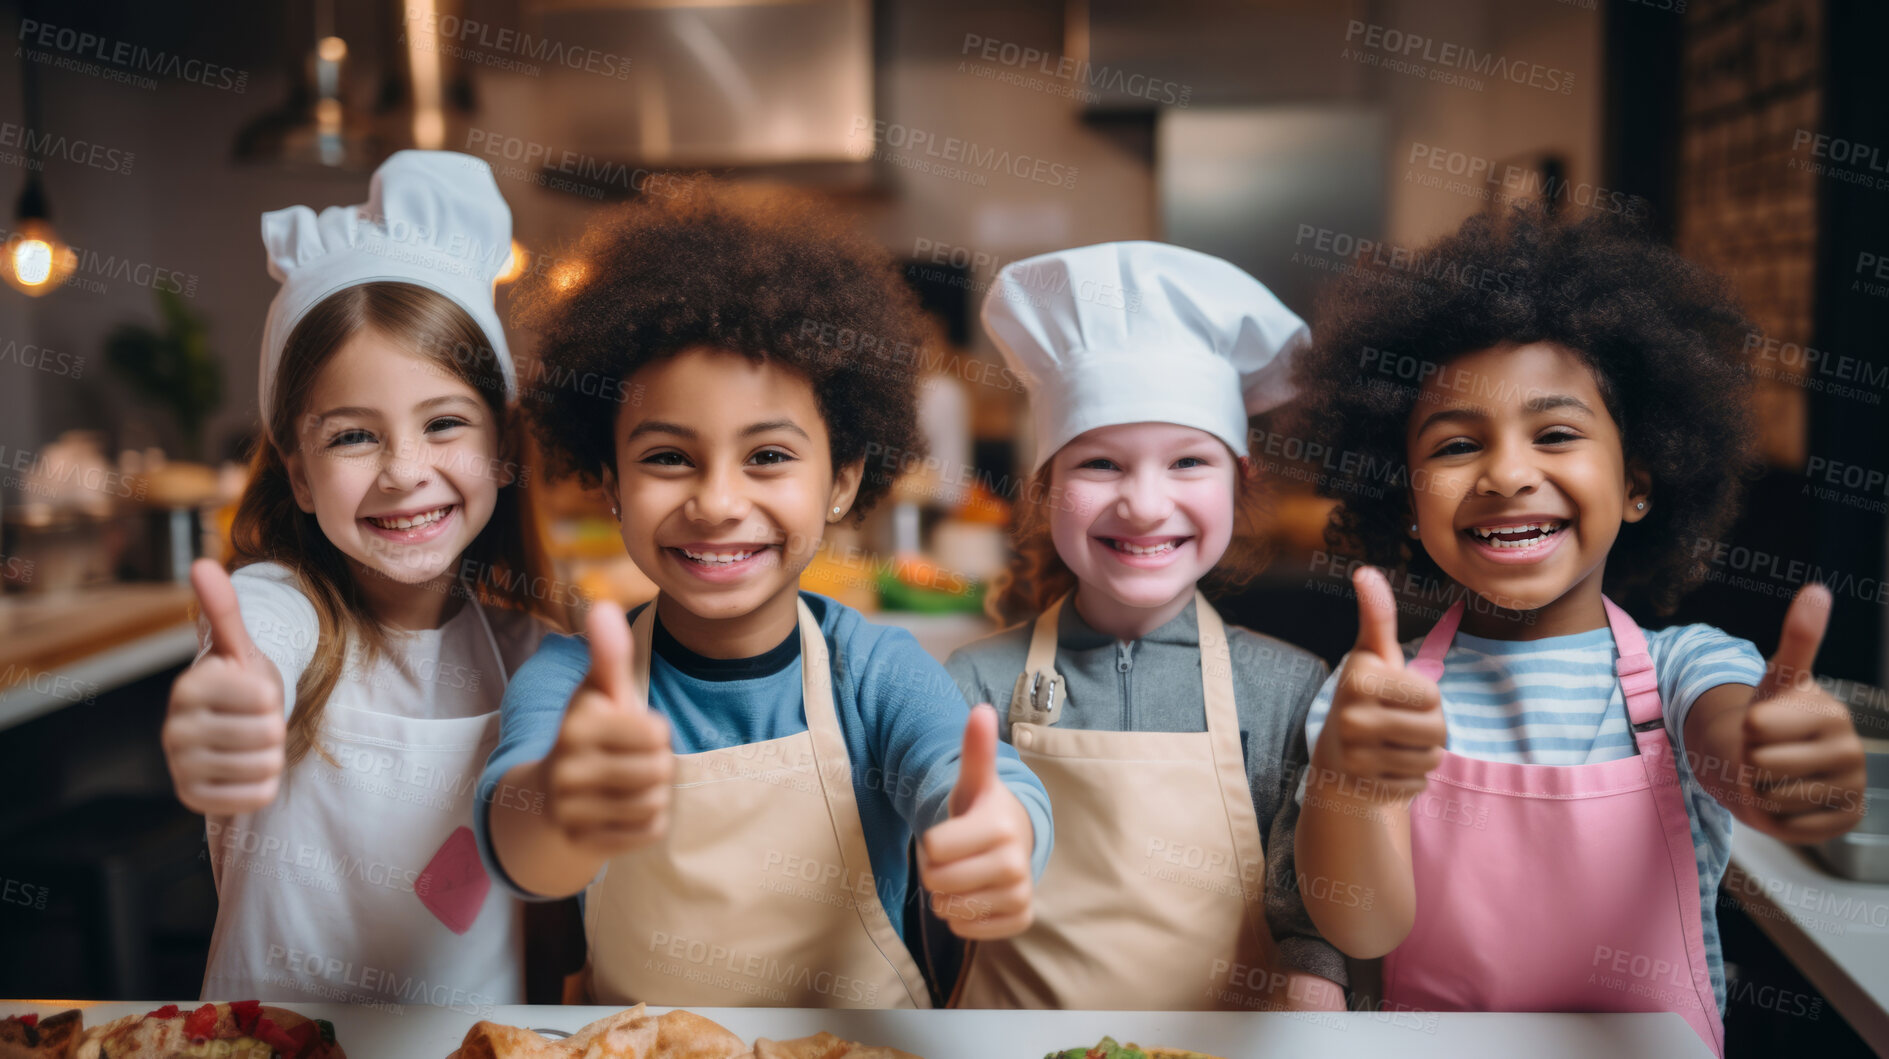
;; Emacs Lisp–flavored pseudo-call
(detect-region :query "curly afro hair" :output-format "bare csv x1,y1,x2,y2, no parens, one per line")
1288,203,1758,613
512,176,934,518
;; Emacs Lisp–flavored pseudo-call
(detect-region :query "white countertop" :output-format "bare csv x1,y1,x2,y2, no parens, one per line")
0,1001,1712,1057
1726,819,1889,1050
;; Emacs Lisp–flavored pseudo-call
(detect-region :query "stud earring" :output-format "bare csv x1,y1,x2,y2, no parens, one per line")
1410,523,1419,535
1636,501,1645,510
832,506,842,518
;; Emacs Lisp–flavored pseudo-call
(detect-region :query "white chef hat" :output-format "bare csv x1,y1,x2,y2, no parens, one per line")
257,150,516,432
981,241,1309,473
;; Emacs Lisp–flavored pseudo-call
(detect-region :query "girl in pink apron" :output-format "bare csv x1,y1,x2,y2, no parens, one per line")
1284,205,1868,1055
943,242,1346,1012
163,151,570,1006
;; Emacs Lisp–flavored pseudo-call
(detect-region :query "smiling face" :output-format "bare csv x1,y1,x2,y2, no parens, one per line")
284,329,508,592
1047,422,1238,634
1406,341,1650,626
607,347,861,646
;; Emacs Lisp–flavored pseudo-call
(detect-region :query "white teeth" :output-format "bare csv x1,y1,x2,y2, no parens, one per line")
682,548,757,565
1107,539,1180,556
367,506,449,530
1469,520,1565,548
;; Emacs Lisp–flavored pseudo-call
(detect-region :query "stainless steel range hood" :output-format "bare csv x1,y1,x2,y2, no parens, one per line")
525,0,873,168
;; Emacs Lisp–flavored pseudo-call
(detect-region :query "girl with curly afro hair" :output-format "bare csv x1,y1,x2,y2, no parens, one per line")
1288,205,1866,1056
475,177,1057,1009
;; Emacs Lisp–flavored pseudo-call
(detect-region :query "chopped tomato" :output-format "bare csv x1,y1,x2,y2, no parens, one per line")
254,1015,299,1054
183,1003,219,1039
144,1004,180,1020
7,1013,36,1027
229,999,263,1035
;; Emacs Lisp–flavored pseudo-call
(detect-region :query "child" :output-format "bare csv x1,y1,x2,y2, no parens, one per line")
476,179,1053,1008
1289,205,1868,1055
162,151,567,1008
944,242,1347,1012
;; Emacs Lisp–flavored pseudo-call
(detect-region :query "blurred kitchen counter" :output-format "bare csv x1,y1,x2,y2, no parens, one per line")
0,582,198,732
1727,819,1889,1052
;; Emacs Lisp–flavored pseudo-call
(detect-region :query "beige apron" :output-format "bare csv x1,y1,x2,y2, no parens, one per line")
582,598,932,1008
954,592,1282,1010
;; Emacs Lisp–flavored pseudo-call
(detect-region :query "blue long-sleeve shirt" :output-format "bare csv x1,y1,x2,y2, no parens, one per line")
473,592,1053,939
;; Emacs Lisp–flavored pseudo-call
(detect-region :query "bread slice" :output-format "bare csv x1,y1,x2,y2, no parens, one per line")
0,1010,83,1059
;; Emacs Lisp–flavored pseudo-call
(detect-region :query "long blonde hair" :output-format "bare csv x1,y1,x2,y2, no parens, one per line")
228,281,569,768
987,454,1277,627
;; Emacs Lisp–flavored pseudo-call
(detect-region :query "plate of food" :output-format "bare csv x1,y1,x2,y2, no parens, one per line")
446,1005,921,1059
1045,1039,1226,1059
2,1002,343,1059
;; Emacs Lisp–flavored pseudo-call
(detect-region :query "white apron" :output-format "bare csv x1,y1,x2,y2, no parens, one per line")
200,591,523,1011
581,598,932,1008
954,592,1284,1010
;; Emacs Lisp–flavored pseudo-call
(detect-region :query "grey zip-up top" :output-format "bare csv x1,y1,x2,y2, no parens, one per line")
944,595,1346,987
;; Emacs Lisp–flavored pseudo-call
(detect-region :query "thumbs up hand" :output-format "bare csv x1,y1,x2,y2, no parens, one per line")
541,602,675,856
1310,566,1447,803
163,559,288,815
1738,584,1867,843
918,704,1036,940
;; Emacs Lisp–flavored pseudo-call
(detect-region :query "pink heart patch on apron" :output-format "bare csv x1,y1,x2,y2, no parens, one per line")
416,826,490,935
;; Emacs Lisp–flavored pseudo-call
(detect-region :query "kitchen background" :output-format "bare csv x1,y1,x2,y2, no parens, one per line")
0,0,1883,1054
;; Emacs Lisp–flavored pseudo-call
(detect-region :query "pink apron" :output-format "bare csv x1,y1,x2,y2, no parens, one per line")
1382,597,1723,1056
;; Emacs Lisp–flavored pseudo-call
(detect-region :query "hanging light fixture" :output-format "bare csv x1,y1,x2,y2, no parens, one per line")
3,4,76,297
3,176,77,296
233,0,376,169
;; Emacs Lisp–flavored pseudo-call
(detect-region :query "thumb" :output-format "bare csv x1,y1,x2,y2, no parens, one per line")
1351,565,1405,669
950,703,1000,818
191,558,258,665
579,600,639,709
1755,582,1831,702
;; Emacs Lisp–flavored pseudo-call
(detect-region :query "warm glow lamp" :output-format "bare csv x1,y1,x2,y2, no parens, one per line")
2,176,77,297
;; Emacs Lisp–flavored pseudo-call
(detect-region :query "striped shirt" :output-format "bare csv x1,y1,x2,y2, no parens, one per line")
1301,621,1765,1013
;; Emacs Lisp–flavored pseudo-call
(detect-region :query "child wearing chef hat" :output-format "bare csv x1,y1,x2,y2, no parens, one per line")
162,150,568,1007
943,241,1347,1011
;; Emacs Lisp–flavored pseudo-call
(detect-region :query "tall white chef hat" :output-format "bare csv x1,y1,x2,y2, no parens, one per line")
981,241,1309,473
257,150,516,432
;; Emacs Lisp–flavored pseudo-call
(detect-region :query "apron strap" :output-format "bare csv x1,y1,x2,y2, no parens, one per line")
1409,600,1462,683
465,580,511,693
794,598,935,1009
1195,594,1275,940
1412,596,1670,747
1602,597,1665,732
1008,597,1068,727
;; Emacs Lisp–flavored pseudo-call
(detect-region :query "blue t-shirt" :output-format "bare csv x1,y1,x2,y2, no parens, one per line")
474,592,1054,941
1301,621,1765,1013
